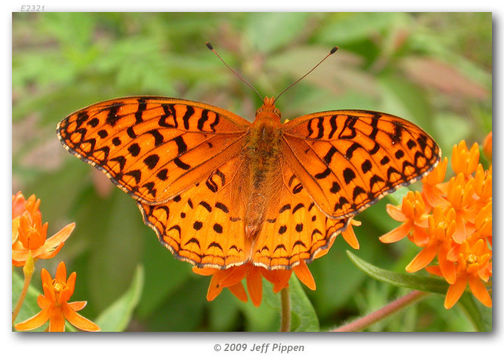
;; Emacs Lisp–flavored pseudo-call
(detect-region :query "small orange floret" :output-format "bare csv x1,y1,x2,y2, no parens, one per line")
451,140,480,176
341,218,361,250
422,158,450,207
12,192,74,267
379,192,428,244
14,262,100,332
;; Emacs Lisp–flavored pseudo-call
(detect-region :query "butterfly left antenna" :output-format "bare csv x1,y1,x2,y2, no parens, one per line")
206,42,263,100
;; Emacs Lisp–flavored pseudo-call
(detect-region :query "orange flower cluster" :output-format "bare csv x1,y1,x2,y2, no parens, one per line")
194,219,361,306
12,192,74,266
13,191,99,332
15,262,100,332
380,135,492,309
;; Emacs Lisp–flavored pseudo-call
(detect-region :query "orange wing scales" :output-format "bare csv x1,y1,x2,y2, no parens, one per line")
57,97,248,204
138,156,249,269
283,110,440,218
252,167,349,269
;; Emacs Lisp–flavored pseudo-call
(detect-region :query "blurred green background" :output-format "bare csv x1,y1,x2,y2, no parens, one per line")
12,12,491,331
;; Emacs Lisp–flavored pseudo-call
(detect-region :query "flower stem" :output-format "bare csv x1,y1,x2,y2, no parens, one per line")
331,290,428,332
280,287,291,332
12,255,35,324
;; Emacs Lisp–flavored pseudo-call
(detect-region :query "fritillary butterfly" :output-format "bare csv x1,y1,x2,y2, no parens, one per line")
57,51,440,271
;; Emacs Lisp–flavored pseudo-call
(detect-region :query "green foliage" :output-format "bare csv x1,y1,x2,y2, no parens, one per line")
12,12,491,332
347,251,492,332
95,265,144,331
13,269,45,332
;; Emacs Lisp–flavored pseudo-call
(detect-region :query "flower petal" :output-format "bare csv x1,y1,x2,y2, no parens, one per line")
48,310,66,332
228,283,248,302
406,246,437,273
61,272,76,302
425,265,442,277
293,261,316,290
55,262,67,283
468,276,492,307
385,204,407,222
246,267,263,307
342,225,360,250
68,301,87,312
380,222,411,243
62,303,100,332
15,308,50,331
45,222,75,247
439,250,457,284
444,276,467,309
35,242,65,260
206,274,224,301
37,294,51,309
261,268,292,293
220,265,249,287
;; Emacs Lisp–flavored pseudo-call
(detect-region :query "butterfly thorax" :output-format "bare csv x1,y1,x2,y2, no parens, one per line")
243,97,283,241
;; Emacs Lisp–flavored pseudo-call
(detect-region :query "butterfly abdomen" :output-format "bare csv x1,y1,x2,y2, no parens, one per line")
243,120,283,241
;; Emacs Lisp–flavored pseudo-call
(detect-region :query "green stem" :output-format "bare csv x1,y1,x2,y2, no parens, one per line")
12,256,35,325
280,287,291,332
331,290,428,332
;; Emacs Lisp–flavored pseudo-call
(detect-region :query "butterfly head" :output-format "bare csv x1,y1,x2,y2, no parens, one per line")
255,96,281,125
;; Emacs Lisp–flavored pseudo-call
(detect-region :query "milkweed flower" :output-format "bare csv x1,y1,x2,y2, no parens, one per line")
12,192,75,267
193,218,360,306
380,136,492,309
193,260,316,306
15,262,100,332
379,191,429,245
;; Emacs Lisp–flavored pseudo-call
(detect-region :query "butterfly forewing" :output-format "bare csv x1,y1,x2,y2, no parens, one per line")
282,110,440,218
57,96,250,205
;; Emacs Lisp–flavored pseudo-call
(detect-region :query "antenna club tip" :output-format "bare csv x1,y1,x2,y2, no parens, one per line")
330,46,339,54
205,42,214,50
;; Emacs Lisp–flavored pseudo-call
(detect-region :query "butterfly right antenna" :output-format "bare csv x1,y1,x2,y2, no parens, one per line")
273,46,339,104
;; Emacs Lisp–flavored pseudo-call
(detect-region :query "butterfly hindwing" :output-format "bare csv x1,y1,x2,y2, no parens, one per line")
138,155,250,269
282,110,441,218
57,96,250,205
252,157,349,269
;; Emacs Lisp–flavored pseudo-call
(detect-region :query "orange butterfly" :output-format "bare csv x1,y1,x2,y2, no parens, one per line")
57,47,440,271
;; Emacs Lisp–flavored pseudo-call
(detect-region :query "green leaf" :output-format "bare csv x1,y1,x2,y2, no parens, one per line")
458,293,492,332
238,280,278,332
86,191,144,311
289,276,320,332
346,250,449,294
378,74,434,134
245,13,310,53
136,233,191,318
12,269,43,332
261,276,319,332
208,290,241,331
316,13,406,44
95,264,144,332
